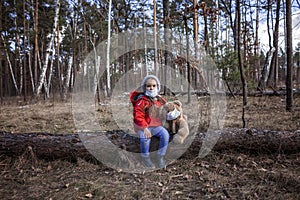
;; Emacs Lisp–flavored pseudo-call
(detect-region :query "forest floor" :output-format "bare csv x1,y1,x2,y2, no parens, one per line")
0,94,299,199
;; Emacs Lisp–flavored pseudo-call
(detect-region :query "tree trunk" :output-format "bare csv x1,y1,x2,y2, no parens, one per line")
236,0,247,128
268,0,280,88
233,1,239,51
258,47,276,90
267,0,272,49
193,0,199,90
28,40,35,94
0,129,299,162
34,0,39,88
63,56,73,100
35,0,60,97
1,35,20,94
285,0,293,111
203,4,209,51
57,20,62,98
46,22,59,98
106,0,112,97
254,0,260,81
184,13,191,104
23,0,27,101
0,132,94,162
13,0,21,96
153,0,158,74
163,0,171,95
0,0,3,103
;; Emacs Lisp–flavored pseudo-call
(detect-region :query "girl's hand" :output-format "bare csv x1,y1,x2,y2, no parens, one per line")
143,128,152,139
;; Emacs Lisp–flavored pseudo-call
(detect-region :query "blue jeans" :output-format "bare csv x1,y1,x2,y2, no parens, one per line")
138,126,170,157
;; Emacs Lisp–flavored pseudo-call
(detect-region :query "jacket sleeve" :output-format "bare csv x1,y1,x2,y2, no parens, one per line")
133,99,149,129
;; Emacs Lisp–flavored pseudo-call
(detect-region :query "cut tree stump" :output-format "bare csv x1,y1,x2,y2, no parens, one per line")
0,129,299,163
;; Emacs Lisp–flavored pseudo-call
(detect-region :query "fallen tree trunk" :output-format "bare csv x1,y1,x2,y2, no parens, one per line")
188,128,300,157
0,129,299,163
0,132,96,162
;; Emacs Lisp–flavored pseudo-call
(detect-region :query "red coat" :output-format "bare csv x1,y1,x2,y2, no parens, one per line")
130,91,166,132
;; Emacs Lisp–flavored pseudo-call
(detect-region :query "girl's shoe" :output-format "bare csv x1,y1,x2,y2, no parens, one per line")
141,156,155,168
157,155,166,169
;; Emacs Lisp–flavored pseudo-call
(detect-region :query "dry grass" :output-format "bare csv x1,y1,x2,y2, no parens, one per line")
0,95,299,199
1,95,299,134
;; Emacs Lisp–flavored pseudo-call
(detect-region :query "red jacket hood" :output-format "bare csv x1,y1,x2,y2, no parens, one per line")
130,91,148,106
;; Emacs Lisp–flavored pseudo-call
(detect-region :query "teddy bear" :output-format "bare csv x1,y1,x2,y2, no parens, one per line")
162,100,189,144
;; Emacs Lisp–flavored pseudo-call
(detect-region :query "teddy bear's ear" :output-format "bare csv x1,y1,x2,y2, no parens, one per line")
173,100,182,107
164,102,172,109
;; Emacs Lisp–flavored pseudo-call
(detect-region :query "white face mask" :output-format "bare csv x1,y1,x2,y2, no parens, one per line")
145,88,158,98
166,108,181,120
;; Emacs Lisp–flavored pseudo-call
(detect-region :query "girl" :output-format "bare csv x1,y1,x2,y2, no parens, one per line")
130,75,169,169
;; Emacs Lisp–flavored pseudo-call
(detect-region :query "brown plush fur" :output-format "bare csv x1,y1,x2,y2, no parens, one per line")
163,100,189,144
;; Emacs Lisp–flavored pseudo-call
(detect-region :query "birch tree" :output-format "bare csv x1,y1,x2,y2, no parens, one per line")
35,0,60,97
62,56,73,100
89,31,101,99
1,35,20,94
106,0,112,97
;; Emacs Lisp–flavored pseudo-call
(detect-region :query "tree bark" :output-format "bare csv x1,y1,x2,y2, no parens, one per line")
183,13,191,104
23,0,27,101
34,0,39,88
1,35,20,94
106,0,112,97
163,0,171,95
254,0,260,82
0,0,3,103
193,0,199,92
62,56,73,100
153,0,158,74
0,129,299,162
35,0,60,97
0,132,94,162
236,0,247,128
285,0,293,111
258,47,276,90
268,0,281,88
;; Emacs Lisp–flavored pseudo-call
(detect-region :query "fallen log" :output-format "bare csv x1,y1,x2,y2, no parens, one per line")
0,128,299,163
188,128,300,157
0,132,95,162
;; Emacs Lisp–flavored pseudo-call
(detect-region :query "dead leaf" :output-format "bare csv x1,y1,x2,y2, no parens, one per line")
85,193,93,198
184,174,193,180
258,167,268,172
175,191,183,195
